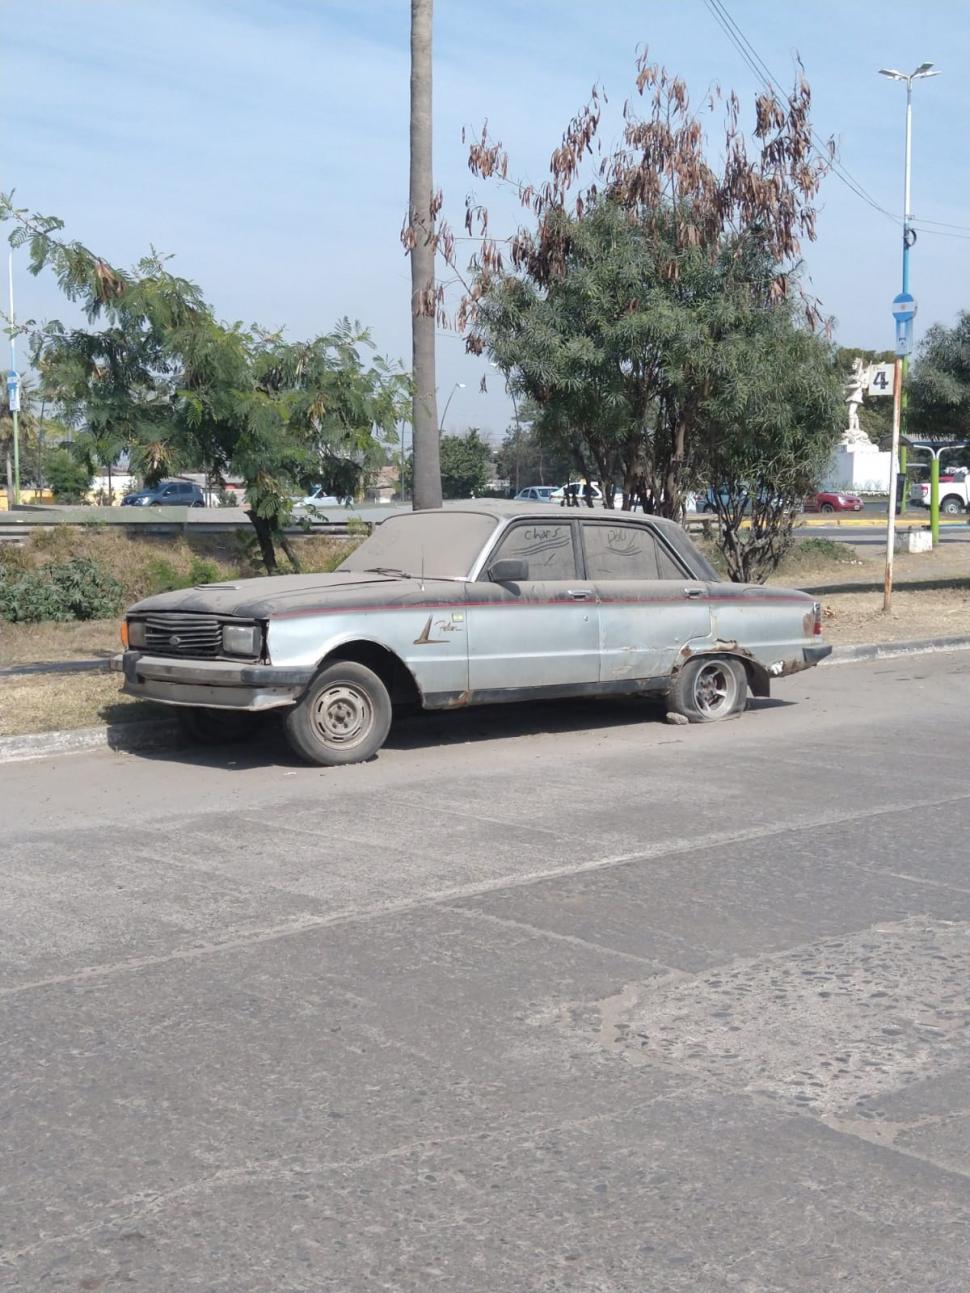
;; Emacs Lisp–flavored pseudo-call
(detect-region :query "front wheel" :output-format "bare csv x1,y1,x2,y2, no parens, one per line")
667,656,748,724
820,502,835,513
284,660,392,766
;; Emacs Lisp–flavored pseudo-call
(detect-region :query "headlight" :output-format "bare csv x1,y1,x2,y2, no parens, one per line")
127,619,147,648
222,623,261,657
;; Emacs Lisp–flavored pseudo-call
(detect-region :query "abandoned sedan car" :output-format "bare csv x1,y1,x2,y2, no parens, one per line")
114,505,830,765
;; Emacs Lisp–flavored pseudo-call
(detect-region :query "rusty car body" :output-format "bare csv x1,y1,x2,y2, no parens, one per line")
113,504,830,765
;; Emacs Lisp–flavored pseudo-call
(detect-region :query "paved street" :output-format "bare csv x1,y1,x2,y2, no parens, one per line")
3,652,970,1291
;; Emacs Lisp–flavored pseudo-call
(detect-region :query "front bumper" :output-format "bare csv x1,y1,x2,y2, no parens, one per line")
803,644,832,666
112,651,314,711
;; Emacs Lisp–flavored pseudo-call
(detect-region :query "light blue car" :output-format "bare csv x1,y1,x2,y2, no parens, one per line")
115,503,830,767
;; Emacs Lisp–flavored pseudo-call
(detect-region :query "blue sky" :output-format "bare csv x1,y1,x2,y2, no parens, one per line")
5,0,969,440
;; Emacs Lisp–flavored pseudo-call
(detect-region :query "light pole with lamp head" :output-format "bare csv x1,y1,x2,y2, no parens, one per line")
878,62,940,534
439,381,466,432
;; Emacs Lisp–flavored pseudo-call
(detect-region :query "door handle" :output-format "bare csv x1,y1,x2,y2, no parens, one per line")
683,587,704,599
567,589,593,600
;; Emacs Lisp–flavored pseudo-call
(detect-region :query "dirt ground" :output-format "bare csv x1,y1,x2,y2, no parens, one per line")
768,540,970,645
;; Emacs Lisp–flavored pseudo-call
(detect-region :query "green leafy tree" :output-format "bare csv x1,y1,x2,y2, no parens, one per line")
494,404,576,492
2,197,408,569
699,296,844,581
908,312,970,445
439,428,491,497
41,446,93,502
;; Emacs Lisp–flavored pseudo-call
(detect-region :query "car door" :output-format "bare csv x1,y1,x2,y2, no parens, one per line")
466,518,600,693
581,518,713,683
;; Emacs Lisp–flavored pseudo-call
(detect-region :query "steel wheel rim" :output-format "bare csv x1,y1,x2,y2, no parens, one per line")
312,683,373,748
691,661,737,718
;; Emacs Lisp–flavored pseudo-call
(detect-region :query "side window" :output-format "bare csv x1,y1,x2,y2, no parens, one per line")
492,522,577,580
655,541,686,579
583,522,686,581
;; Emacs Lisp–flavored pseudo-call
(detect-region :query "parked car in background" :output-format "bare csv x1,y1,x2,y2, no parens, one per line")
804,490,864,513
121,480,205,507
115,503,830,766
551,482,605,504
513,485,556,502
294,485,348,510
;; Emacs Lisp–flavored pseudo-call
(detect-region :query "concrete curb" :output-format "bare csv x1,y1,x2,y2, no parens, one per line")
822,635,970,666
0,658,110,677
0,718,181,764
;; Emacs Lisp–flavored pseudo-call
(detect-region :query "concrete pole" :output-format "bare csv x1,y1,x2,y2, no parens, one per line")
8,252,20,505
883,357,903,612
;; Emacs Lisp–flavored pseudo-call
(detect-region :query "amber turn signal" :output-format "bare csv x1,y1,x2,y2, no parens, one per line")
120,620,129,649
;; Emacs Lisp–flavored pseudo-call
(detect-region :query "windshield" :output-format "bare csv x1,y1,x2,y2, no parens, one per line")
337,511,498,579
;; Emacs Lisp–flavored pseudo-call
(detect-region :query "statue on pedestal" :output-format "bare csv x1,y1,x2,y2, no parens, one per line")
841,358,875,448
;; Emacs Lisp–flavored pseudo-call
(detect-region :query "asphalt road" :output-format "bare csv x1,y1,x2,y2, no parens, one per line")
3,653,970,1291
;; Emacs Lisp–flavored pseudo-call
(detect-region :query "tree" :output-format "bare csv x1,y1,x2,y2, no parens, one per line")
698,294,844,582
1,197,407,569
439,428,490,497
494,410,575,492
908,312,970,441
42,446,92,502
456,56,829,532
405,0,441,510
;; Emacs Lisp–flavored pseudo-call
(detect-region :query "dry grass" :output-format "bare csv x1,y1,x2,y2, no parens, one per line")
819,586,970,646
0,672,160,738
0,619,121,666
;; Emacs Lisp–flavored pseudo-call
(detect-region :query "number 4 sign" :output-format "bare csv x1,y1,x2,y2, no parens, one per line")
867,363,893,397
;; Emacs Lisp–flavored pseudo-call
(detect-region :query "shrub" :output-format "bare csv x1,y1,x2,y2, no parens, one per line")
42,448,93,503
0,557,124,622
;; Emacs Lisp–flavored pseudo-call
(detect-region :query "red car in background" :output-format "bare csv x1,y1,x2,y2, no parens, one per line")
804,490,864,513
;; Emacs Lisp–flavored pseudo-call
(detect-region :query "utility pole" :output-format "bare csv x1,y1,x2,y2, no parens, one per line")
7,251,21,505
409,0,441,510
879,62,940,523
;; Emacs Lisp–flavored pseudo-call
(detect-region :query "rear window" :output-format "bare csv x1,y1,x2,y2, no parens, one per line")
337,511,498,579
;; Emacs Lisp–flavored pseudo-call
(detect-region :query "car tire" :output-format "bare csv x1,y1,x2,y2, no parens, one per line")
820,502,835,513
284,660,392,766
667,655,748,724
177,707,259,745
940,496,965,516
703,503,716,514
192,499,204,508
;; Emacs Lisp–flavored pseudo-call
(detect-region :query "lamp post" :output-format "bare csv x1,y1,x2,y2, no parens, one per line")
878,62,940,528
439,381,465,432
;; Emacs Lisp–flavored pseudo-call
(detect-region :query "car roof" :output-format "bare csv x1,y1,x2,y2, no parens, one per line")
403,501,689,540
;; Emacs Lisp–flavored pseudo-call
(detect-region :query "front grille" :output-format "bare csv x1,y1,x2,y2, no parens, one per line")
144,612,223,658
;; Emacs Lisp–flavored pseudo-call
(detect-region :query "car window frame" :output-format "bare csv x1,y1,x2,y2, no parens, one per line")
577,516,693,582
477,517,584,583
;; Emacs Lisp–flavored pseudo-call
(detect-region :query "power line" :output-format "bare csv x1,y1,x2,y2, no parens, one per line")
703,0,970,241
702,0,899,223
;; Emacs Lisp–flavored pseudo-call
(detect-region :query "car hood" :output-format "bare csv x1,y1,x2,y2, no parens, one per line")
128,571,459,619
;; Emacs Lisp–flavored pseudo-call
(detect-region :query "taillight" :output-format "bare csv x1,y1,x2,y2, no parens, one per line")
813,602,822,636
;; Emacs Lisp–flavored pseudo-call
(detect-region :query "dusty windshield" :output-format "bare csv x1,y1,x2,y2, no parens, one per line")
336,511,498,579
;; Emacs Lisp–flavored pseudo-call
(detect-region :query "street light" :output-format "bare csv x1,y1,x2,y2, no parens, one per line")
439,381,465,431
878,62,940,606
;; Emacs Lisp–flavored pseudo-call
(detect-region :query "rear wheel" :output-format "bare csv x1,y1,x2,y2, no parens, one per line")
284,660,392,766
941,495,965,516
667,656,747,724
177,707,259,745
